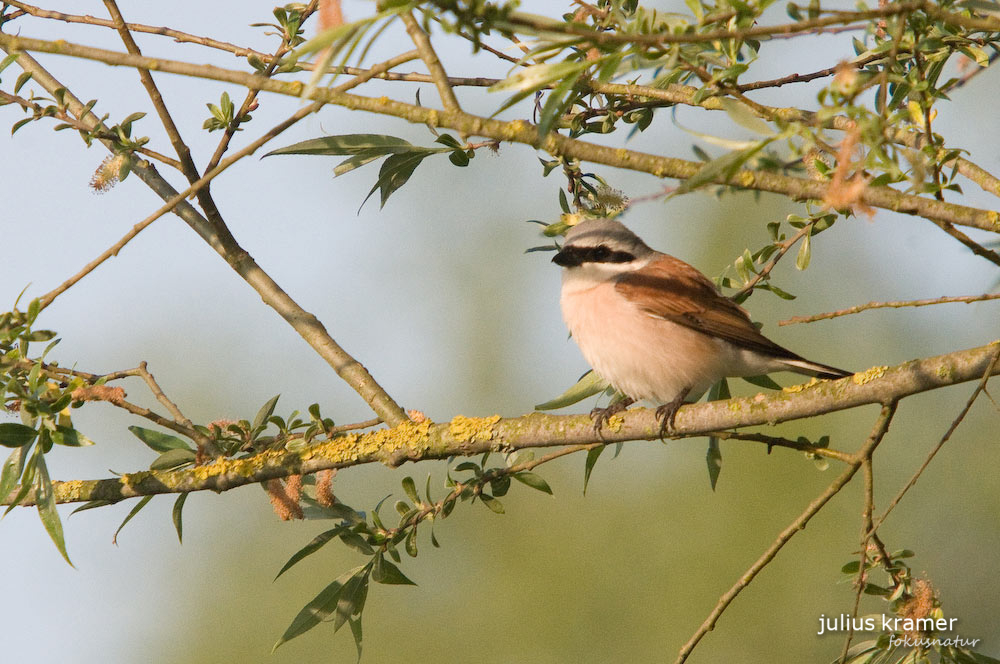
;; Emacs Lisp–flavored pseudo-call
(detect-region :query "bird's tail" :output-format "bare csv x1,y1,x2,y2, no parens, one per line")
780,357,852,380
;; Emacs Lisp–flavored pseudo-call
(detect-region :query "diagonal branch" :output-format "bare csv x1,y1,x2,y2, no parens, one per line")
401,10,461,114
673,402,898,664
0,46,408,427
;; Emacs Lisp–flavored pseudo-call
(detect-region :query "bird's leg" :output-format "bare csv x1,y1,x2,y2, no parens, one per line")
590,395,635,435
655,387,691,439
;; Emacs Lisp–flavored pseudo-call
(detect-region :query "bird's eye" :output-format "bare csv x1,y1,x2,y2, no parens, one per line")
592,245,610,261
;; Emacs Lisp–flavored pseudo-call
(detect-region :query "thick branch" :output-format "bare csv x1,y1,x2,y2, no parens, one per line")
0,33,995,232
5,341,997,507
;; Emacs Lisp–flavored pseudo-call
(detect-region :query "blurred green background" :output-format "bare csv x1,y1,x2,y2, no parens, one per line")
1,1,997,662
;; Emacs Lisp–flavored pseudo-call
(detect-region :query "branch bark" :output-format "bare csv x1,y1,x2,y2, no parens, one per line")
0,33,997,232
5,341,997,507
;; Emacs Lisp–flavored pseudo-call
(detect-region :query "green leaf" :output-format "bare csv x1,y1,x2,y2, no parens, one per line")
489,61,586,94
331,148,391,176
363,151,431,209
113,495,153,545
149,448,196,471
172,493,188,544
373,552,417,585
795,231,812,270
70,499,113,515
273,564,367,650
332,567,370,632
401,476,419,504
719,98,775,136
512,471,553,495
51,425,94,447
35,454,72,565
535,370,610,410
4,446,38,516
252,394,280,432
741,374,783,390
0,446,27,500
339,529,375,556
265,134,415,157
348,616,363,662
0,422,37,448
404,527,418,557
674,139,773,196
705,379,730,491
583,444,605,495
275,524,349,580
479,493,504,514
128,426,193,453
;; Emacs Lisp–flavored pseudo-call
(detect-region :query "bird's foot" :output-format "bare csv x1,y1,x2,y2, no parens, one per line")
655,388,691,439
590,397,634,437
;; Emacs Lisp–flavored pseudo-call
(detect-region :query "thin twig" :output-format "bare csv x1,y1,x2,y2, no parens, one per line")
3,32,998,234
928,218,1000,268
401,10,461,114
135,361,217,455
1,47,408,426
203,0,319,175
730,222,814,301
0,89,182,170
867,346,1000,538
705,430,854,463
673,403,898,664
780,292,1000,325
35,50,420,313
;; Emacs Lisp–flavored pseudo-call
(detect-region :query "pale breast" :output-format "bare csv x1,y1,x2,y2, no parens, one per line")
560,280,733,402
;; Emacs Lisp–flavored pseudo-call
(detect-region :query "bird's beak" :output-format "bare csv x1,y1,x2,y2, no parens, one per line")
552,247,575,267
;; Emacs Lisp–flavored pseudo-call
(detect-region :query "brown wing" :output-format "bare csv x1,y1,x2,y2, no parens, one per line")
615,254,798,359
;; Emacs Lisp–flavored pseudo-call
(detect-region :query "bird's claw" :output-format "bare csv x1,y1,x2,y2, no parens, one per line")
590,397,634,437
655,388,691,439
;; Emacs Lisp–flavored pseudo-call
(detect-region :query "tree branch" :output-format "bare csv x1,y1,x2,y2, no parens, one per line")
1,33,996,233
674,402,898,664
781,292,1000,325
4,341,997,507
0,45,409,427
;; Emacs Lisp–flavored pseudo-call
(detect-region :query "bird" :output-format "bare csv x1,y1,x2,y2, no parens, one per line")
552,217,851,434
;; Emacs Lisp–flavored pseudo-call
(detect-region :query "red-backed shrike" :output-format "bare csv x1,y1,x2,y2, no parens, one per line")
552,218,850,431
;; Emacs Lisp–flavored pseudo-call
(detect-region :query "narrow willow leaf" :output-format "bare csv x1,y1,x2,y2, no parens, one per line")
0,422,37,448
583,445,605,495
52,425,94,447
705,439,722,492
3,446,38,516
348,615,363,662
741,374,782,390
795,231,812,270
535,370,609,410
128,426,193,453
149,448,196,471
373,552,417,585
479,494,504,514
275,525,349,580
705,379,729,491
489,61,586,93
404,527,418,557
266,134,414,157
252,394,281,431
331,568,369,632
339,530,375,556
401,476,419,504
674,139,774,195
512,471,553,495
273,565,366,650
371,151,431,209
0,446,26,500
35,455,72,565
172,493,188,544
113,495,153,545
719,98,775,136
70,499,112,515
